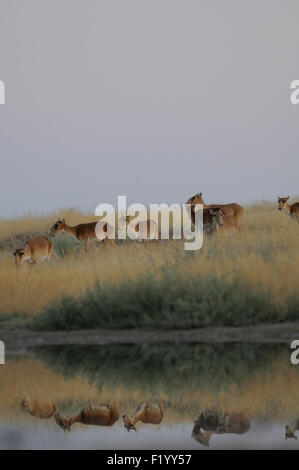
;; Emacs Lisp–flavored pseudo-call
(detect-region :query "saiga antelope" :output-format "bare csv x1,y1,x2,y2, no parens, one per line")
118,215,158,247
55,403,119,431
190,206,224,233
277,196,299,222
50,218,115,251
192,410,250,447
285,419,299,440
13,236,53,266
21,398,57,419
122,401,164,431
190,206,241,233
186,192,244,219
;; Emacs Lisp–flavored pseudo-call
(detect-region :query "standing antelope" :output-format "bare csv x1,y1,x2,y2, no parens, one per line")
285,419,299,440
21,398,57,419
118,215,158,247
186,192,244,219
13,236,53,266
219,213,242,232
277,196,299,222
190,206,240,233
189,207,224,233
192,409,250,447
55,403,119,431
50,218,115,251
122,401,164,432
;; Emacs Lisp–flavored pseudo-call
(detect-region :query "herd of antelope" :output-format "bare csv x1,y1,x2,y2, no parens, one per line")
13,192,299,265
21,398,299,444
21,398,163,433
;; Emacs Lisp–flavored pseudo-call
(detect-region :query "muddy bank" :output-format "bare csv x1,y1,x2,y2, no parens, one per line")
1,321,299,355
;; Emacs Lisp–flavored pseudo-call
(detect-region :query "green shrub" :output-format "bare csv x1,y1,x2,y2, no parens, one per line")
33,270,299,330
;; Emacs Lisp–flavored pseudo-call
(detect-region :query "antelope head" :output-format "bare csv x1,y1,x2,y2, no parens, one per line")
55,412,72,432
277,196,290,211
210,207,224,227
122,415,137,432
50,219,66,236
13,248,25,266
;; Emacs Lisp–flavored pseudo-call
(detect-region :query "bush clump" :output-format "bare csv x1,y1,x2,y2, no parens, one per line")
33,270,299,330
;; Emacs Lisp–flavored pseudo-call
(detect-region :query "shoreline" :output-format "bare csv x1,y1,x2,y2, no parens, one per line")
1,321,299,355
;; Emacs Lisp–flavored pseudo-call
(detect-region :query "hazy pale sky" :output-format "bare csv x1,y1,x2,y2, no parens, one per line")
1,0,299,216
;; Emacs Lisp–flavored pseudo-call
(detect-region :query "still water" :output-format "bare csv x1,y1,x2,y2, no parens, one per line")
0,343,298,449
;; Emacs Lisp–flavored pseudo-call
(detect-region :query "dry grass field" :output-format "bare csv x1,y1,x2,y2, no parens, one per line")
0,201,298,328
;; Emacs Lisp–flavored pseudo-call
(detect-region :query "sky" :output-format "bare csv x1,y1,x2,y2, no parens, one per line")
0,0,299,216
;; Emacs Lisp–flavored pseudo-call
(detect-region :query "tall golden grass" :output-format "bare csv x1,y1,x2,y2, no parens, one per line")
0,202,298,318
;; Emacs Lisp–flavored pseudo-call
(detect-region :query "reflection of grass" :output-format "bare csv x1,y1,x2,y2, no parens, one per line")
1,343,299,422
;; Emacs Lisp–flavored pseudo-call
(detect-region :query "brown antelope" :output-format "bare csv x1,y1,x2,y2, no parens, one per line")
21,398,57,419
285,419,299,440
190,205,241,233
55,403,119,431
190,206,241,233
13,236,53,266
50,218,115,251
123,401,164,432
277,196,299,222
118,215,158,247
186,192,244,219
192,409,250,447
190,207,225,233
219,213,241,232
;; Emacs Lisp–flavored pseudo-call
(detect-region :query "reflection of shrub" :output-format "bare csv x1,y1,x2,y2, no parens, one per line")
33,270,299,330
34,343,288,393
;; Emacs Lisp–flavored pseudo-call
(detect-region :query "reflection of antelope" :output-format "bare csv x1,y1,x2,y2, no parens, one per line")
55,403,119,431
285,419,299,440
50,218,115,251
21,398,57,419
123,401,164,431
118,215,158,247
13,236,53,266
192,409,250,447
186,192,244,219
277,196,299,222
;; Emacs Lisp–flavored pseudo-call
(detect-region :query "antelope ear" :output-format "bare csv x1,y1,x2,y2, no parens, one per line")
286,196,290,200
